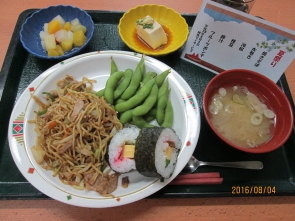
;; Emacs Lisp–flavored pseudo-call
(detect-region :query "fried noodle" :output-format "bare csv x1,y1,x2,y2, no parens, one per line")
29,75,122,194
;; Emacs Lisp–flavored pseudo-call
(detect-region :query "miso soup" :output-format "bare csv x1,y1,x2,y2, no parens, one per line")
208,85,275,148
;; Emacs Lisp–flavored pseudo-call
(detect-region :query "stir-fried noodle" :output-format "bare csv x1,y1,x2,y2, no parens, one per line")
29,75,122,195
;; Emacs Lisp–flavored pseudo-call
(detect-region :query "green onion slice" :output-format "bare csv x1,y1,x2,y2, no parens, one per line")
232,94,245,105
42,92,55,102
37,109,47,116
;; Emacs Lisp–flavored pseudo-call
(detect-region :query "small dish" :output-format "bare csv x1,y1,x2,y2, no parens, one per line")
118,4,189,56
20,5,94,60
203,69,293,154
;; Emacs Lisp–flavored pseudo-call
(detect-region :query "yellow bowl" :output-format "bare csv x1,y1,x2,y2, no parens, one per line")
118,4,189,56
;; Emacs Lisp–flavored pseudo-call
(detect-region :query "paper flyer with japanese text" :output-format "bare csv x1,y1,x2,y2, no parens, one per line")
181,0,295,82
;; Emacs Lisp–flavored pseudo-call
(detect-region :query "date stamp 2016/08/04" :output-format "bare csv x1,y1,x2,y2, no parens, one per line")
232,186,276,195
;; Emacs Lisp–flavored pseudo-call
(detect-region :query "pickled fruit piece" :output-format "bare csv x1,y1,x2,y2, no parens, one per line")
71,24,87,34
47,49,59,57
44,34,56,51
48,20,61,34
61,39,73,52
73,30,86,47
55,45,65,56
63,22,71,31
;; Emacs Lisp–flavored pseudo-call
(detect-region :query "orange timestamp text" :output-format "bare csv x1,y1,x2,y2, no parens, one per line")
232,186,276,195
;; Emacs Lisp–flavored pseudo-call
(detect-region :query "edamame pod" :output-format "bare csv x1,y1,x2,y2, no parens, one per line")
144,107,157,122
157,79,169,100
96,88,105,97
120,56,145,100
110,56,118,75
104,71,124,104
156,89,170,125
115,78,155,112
96,57,118,97
161,98,173,128
119,109,133,124
145,115,156,123
131,116,154,129
132,84,158,116
114,98,126,105
142,72,157,85
113,68,133,99
155,69,170,87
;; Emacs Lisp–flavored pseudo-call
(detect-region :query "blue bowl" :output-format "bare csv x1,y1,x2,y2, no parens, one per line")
20,5,94,60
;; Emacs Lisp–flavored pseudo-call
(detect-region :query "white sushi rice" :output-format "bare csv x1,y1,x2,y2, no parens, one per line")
108,127,140,173
155,128,182,178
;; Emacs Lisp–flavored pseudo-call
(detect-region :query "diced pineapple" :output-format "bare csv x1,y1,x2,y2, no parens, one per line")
39,31,49,41
52,15,65,26
71,24,87,34
41,40,46,50
122,145,135,158
67,31,74,41
44,34,56,51
55,45,64,56
71,18,80,27
63,22,71,31
44,23,49,33
61,39,73,52
73,30,86,47
48,19,61,34
47,49,59,57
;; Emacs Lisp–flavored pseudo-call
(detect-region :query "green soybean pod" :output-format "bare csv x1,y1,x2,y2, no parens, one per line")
96,88,105,97
135,72,157,94
161,98,173,128
115,78,155,113
120,56,145,100
104,71,124,104
131,116,155,129
113,68,133,99
119,109,133,124
156,89,170,125
146,107,157,116
157,79,169,100
110,56,118,75
142,72,157,84
114,98,126,105
96,57,119,97
144,107,157,122
155,69,170,87
132,84,158,116
145,115,156,123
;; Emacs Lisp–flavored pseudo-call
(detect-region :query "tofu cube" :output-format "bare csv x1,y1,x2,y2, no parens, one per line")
136,15,167,49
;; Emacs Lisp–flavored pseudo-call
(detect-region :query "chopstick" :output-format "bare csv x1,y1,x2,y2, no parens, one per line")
169,172,223,185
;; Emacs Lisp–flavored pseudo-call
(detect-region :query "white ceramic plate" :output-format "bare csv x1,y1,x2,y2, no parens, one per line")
8,51,201,208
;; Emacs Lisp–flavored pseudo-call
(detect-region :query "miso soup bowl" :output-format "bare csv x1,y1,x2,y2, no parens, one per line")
203,69,294,154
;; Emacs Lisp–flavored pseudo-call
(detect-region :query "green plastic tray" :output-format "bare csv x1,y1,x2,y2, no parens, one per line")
0,9,295,199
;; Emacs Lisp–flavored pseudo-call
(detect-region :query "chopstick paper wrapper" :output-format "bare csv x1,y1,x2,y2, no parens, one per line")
169,172,223,185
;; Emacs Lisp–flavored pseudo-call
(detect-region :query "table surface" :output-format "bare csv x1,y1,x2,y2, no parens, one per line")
1,0,295,220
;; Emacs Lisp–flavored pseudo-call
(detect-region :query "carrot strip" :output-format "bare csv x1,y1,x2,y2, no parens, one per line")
48,121,57,129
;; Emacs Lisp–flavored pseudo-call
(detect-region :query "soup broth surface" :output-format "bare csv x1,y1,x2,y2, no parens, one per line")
208,86,275,148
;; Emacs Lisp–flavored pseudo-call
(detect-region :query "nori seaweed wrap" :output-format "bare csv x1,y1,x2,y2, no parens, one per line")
134,127,181,179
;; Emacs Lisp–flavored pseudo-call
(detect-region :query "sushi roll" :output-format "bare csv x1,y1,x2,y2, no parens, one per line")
134,127,181,179
108,127,140,173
